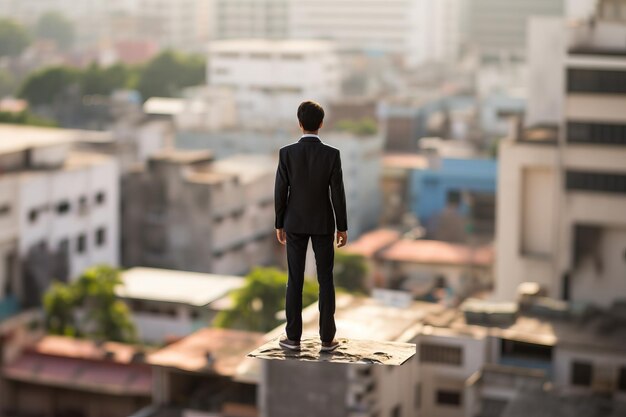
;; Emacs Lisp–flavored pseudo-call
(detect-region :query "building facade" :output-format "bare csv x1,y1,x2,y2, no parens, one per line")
0,125,119,310
207,39,341,129
494,6,626,306
122,150,276,275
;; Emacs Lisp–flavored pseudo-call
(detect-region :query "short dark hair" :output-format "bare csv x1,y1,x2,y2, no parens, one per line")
297,100,324,131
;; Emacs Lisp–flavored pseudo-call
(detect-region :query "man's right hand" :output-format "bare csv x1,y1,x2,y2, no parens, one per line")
336,231,348,248
276,228,286,245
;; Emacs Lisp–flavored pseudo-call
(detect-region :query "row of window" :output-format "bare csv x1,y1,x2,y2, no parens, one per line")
567,121,626,146
28,191,107,224
566,171,626,194
58,228,108,254
215,52,306,60
567,68,626,95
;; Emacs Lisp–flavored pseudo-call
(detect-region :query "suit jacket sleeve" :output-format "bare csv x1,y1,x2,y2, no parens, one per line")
274,148,289,229
330,150,348,232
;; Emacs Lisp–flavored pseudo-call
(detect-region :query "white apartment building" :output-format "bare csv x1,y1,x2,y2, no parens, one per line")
494,2,626,306
122,150,276,275
207,39,340,128
0,124,119,309
213,0,289,40
116,267,244,343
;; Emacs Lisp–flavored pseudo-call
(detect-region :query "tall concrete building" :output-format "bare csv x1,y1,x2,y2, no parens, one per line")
495,2,626,306
122,150,277,275
466,0,564,60
207,39,340,129
0,124,119,311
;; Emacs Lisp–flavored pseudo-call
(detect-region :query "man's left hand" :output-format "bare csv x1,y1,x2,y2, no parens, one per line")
276,228,286,245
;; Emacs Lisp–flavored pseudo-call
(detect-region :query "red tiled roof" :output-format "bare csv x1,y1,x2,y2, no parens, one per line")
148,328,265,376
382,153,429,170
33,335,146,364
378,239,494,266
3,352,151,396
341,228,401,258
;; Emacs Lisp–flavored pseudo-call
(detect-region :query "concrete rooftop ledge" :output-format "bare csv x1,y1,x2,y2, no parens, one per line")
247,334,416,366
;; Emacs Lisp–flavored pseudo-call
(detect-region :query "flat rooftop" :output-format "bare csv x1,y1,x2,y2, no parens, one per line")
209,39,336,54
0,123,112,154
3,335,151,396
148,327,265,376
117,267,245,307
378,239,494,267
211,154,277,184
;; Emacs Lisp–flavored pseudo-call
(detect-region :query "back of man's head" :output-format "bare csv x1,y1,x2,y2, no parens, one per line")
297,100,324,131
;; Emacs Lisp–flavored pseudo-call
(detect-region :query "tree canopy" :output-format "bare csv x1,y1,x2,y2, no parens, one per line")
334,251,369,294
36,12,74,50
214,267,318,333
0,18,31,57
135,50,205,100
43,265,137,343
18,66,80,106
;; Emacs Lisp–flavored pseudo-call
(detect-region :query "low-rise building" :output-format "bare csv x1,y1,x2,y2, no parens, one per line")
0,124,119,311
122,150,277,275
116,267,245,343
136,327,265,417
1,335,152,417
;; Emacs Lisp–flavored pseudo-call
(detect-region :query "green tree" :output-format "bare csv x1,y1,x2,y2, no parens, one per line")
0,18,31,57
18,66,80,106
334,251,368,294
214,267,318,333
0,69,16,97
0,110,58,127
43,265,137,343
81,63,134,96
136,50,206,100
335,117,378,136
36,12,75,50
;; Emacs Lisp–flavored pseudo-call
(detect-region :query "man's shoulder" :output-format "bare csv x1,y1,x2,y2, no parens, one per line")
279,141,340,154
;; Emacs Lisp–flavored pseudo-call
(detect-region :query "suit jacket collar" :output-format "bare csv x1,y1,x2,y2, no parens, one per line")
299,134,321,143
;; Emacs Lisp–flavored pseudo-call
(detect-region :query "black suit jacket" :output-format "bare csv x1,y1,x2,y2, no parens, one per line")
274,136,348,234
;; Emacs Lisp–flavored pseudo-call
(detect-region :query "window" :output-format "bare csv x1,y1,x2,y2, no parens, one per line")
391,404,401,417
78,195,88,214
28,208,38,223
436,390,461,406
619,367,626,391
56,200,71,214
95,191,106,205
500,339,552,361
58,238,70,253
414,383,421,410
571,361,593,386
420,343,463,366
96,227,106,246
0,204,11,216
77,234,87,254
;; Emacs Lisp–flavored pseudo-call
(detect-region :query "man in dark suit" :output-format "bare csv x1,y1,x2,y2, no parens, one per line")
274,100,348,352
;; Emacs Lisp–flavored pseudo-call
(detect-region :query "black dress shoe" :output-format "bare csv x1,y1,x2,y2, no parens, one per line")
279,335,301,351
321,338,340,352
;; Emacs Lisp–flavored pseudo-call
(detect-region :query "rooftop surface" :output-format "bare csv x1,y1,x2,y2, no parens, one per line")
148,327,265,376
117,267,245,306
378,238,494,267
3,335,151,396
341,228,401,258
211,154,277,184
209,39,336,53
247,335,416,366
0,123,112,154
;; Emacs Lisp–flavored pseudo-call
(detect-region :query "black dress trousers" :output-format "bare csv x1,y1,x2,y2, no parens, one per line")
285,231,336,343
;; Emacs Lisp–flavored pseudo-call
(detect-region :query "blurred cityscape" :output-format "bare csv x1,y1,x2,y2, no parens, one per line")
0,0,625,416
